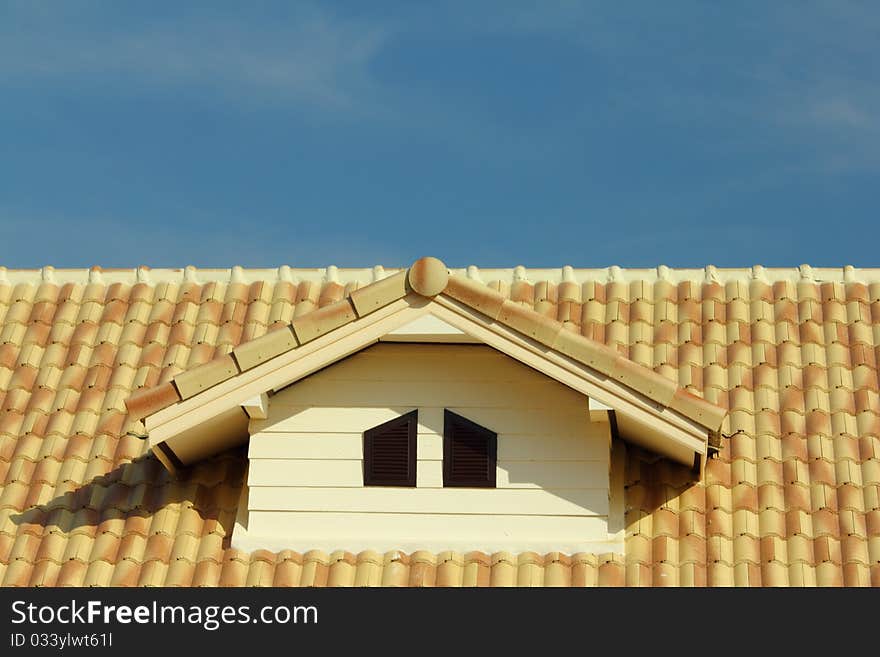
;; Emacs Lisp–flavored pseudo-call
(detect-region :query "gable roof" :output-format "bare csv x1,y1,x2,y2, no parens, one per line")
0,262,878,586
126,257,725,474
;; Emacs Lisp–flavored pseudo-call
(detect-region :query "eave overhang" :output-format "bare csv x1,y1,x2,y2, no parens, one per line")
125,257,726,476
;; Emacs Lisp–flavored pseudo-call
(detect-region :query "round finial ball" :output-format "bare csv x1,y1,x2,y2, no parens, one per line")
408,257,449,297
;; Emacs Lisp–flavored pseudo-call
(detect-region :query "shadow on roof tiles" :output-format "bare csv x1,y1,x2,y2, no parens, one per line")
10,447,247,550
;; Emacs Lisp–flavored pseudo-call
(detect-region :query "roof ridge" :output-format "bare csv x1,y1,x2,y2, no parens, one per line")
3,264,880,287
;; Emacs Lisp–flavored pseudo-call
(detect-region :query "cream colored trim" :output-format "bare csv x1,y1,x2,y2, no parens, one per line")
589,398,613,411
589,397,612,423
241,393,268,420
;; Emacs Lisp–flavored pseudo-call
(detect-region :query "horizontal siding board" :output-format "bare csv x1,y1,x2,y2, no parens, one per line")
498,433,608,460
249,432,609,461
248,486,608,516
248,459,608,489
248,458,443,488
498,460,607,488
250,433,363,459
255,407,417,434
249,460,364,487
255,406,596,437
247,511,608,542
249,433,446,460
279,344,555,382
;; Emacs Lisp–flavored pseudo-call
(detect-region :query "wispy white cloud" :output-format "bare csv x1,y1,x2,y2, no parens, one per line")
0,3,391,111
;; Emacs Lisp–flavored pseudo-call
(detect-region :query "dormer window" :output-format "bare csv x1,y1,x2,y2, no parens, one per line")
130,257,725,557
363,410,418,487
443,410,497,488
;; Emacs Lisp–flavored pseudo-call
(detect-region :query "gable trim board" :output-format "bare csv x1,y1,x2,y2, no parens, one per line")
126,257,725,474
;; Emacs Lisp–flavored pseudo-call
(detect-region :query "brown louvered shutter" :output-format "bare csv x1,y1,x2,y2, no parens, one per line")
363,411,417,487
443,410,497,488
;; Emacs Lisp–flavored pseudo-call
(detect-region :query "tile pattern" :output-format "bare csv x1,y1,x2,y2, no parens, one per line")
1,265,879,586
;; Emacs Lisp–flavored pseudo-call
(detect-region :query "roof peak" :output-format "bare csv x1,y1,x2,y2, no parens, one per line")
128,256,723,476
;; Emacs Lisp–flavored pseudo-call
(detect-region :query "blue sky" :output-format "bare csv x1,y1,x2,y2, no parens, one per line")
1,1,877,269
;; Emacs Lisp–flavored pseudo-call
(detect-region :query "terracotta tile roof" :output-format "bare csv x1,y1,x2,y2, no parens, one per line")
1,262,879,586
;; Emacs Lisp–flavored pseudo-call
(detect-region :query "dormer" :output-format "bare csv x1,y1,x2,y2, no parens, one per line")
125,257,725,555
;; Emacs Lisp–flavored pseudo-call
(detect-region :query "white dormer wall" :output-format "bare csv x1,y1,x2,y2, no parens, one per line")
233,343,620,554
